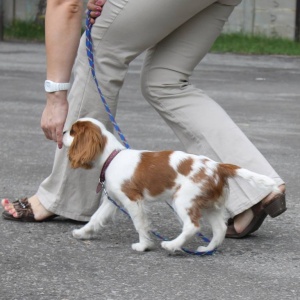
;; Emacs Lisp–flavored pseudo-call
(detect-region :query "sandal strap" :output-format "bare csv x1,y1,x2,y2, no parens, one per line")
12,198,35,219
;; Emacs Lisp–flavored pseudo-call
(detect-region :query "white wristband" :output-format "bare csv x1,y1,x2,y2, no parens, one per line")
44,80,71,93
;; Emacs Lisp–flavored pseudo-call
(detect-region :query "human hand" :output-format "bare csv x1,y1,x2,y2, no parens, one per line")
41,92,69,149
87,0,107,24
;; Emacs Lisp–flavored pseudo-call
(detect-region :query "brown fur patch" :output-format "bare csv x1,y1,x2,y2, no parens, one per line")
191,158,209,183
121,151,177,201
68,121,107,169
188,200,202,228
218,163,240,177
191,168,206,183
188,162,239,227
177,157,194,176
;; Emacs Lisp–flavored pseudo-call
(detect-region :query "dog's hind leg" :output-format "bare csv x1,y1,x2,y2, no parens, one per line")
72,197,117,240
161,199,199,253
161,221,199,253
123,200,155,252
197,208,227,252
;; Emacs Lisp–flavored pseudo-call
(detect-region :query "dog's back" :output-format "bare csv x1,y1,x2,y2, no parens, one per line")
106,150,278,207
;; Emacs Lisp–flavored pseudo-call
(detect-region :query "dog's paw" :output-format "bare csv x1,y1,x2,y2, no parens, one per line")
132,242,154,252
197,245,214,253
72,228,92,240
161,241,181,253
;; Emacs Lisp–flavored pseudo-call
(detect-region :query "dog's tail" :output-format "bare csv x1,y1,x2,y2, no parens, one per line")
218,163,279,194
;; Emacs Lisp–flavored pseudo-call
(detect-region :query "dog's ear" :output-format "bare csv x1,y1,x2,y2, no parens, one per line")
68,121,107,169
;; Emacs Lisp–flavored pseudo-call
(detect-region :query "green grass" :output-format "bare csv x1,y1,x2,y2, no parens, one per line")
211,32,300,56
4,21,300,56
4,20,45,42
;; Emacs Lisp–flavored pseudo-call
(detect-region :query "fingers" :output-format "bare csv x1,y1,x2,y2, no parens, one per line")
56,129,64,149
88,11,100,25
90,10,101,18
87,0,106,23
41,120,56,141
87,0,106,10
41,127,53,142
41,124,64,149
41,94,68,149
41,115,64,148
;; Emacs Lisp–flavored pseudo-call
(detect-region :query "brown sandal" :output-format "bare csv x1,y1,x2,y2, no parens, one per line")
262,193,287,218
226,193,286,239
2,198,57,222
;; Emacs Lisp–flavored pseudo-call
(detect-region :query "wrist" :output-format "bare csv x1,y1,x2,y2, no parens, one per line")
46,90,68,104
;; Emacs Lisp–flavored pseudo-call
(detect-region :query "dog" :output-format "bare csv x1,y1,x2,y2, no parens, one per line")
63,117,279,253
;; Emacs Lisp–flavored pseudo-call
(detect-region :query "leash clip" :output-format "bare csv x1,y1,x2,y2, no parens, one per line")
96,180,105,194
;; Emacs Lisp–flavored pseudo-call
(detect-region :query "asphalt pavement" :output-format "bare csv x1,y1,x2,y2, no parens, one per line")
0,41,300,300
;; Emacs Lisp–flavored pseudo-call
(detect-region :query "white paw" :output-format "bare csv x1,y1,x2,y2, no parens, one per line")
131,241,155,252
72,228,92,240
161,241,180,253
197,245,214,253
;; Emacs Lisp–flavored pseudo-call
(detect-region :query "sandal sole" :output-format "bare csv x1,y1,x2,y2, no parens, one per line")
2,210,57,222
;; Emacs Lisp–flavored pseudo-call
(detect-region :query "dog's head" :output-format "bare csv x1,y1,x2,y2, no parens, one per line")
63,118,107,169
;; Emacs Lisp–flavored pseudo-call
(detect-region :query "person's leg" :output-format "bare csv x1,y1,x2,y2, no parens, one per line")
140,2,285,232
3,0,222,221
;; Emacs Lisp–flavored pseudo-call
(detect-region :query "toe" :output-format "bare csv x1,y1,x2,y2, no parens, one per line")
12,211,20,218
1,199,19,218
1,198,10,207
8,207,19,218
3,202,14,212
4,205,11,212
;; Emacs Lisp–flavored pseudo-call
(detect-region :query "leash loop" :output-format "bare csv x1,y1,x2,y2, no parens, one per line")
85,12,215,256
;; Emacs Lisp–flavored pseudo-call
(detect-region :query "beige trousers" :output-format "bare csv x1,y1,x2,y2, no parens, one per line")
37,0,284,221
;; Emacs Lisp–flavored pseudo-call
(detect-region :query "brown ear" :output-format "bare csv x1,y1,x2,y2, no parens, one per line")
68,121,107,169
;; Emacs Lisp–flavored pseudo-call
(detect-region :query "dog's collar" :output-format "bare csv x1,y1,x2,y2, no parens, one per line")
96,149,123,193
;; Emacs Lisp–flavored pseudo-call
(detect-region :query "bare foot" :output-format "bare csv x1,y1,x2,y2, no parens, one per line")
1,195,54,221
232,209,254,234
232,184,286,234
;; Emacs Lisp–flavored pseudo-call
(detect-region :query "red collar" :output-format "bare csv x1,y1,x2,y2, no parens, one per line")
96,149,123,193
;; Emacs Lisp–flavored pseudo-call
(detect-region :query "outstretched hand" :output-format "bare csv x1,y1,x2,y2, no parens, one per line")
87,0,107,24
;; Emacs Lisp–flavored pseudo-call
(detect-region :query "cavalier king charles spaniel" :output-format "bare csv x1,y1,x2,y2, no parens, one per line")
63,118,279,253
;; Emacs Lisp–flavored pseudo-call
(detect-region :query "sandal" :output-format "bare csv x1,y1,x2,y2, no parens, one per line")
2,198,57,222
226,192,286,238
262,193,287,218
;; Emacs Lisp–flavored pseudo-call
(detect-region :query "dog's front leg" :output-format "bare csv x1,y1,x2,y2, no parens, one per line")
123,200,155,252
72,197,117,240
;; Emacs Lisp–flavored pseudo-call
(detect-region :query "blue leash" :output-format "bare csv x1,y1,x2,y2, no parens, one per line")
85,13,130,149
85,12,215,256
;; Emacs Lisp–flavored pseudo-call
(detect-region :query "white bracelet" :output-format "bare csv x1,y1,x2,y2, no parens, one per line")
44,80,71,93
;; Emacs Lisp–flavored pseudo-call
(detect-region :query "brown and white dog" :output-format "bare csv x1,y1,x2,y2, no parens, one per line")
63,117,279,253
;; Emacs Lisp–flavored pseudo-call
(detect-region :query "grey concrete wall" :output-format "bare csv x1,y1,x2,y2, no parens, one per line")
3,0,298,40
224,0,296,39
3,0,40,22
